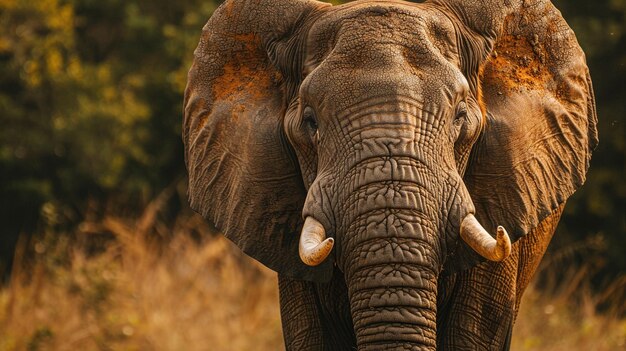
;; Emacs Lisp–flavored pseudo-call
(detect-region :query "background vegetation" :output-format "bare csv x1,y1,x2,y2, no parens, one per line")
0,0,624,349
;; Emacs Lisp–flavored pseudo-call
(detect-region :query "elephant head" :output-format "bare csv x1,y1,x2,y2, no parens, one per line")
183,0,596,348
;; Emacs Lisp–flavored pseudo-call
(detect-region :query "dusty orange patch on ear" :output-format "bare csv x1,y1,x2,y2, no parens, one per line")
482,35,552,94
212,34,283,103
222,0,235,17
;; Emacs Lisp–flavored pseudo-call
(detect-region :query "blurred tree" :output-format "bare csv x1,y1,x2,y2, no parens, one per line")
549,0,626,279
0,0,219,278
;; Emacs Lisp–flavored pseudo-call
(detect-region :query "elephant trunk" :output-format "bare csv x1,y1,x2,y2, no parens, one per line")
340,197,442,350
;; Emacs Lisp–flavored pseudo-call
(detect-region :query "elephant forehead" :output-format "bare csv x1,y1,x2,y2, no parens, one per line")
301,2,465,111
306,2,460,73
301,47,465,116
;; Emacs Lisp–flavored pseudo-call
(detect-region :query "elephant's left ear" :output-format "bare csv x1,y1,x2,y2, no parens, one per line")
439,0,598,244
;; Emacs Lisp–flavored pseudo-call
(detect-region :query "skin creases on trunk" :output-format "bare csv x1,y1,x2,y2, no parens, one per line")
341,204,441,351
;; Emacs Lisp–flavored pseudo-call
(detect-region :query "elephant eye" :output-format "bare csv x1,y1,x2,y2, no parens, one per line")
305,116,318,131
452,101,468,141
454,101,468,125
303,106,319,138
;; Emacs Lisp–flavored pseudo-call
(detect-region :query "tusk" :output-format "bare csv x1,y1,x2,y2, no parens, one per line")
460,214,511,262
299,216,334,266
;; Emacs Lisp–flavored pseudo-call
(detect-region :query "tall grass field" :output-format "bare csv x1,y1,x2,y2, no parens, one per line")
1,210,624,350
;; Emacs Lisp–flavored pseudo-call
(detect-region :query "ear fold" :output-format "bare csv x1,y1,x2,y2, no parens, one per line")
183,0,333,282
441,0,597,245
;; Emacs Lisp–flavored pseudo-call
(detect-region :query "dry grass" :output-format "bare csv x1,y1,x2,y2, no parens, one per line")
0,213,284,351
512,244,626,351
0,210,624,350
512,264,626,351
512,281,626,350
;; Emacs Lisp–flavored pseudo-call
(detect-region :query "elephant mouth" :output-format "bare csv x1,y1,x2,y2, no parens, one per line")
299,213,511,267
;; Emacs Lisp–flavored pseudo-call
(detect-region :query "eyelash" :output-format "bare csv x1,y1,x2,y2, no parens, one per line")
305,116,318,131
302,106,319,143
455,101,468,122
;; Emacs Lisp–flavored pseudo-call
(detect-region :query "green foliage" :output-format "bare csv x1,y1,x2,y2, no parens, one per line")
0,0,219,230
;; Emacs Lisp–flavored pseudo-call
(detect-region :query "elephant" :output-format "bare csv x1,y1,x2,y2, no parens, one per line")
182,0,597,349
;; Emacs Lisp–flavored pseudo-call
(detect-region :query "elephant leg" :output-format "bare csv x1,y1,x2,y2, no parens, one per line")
279,268,356,351
278,275,325,351
437,205,564,350
437,251,519,350
314,267,356,350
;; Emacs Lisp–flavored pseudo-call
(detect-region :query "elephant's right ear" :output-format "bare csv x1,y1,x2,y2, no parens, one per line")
183,0,333,282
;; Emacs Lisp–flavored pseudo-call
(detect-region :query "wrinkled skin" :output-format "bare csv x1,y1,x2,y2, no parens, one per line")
183,0,597,350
